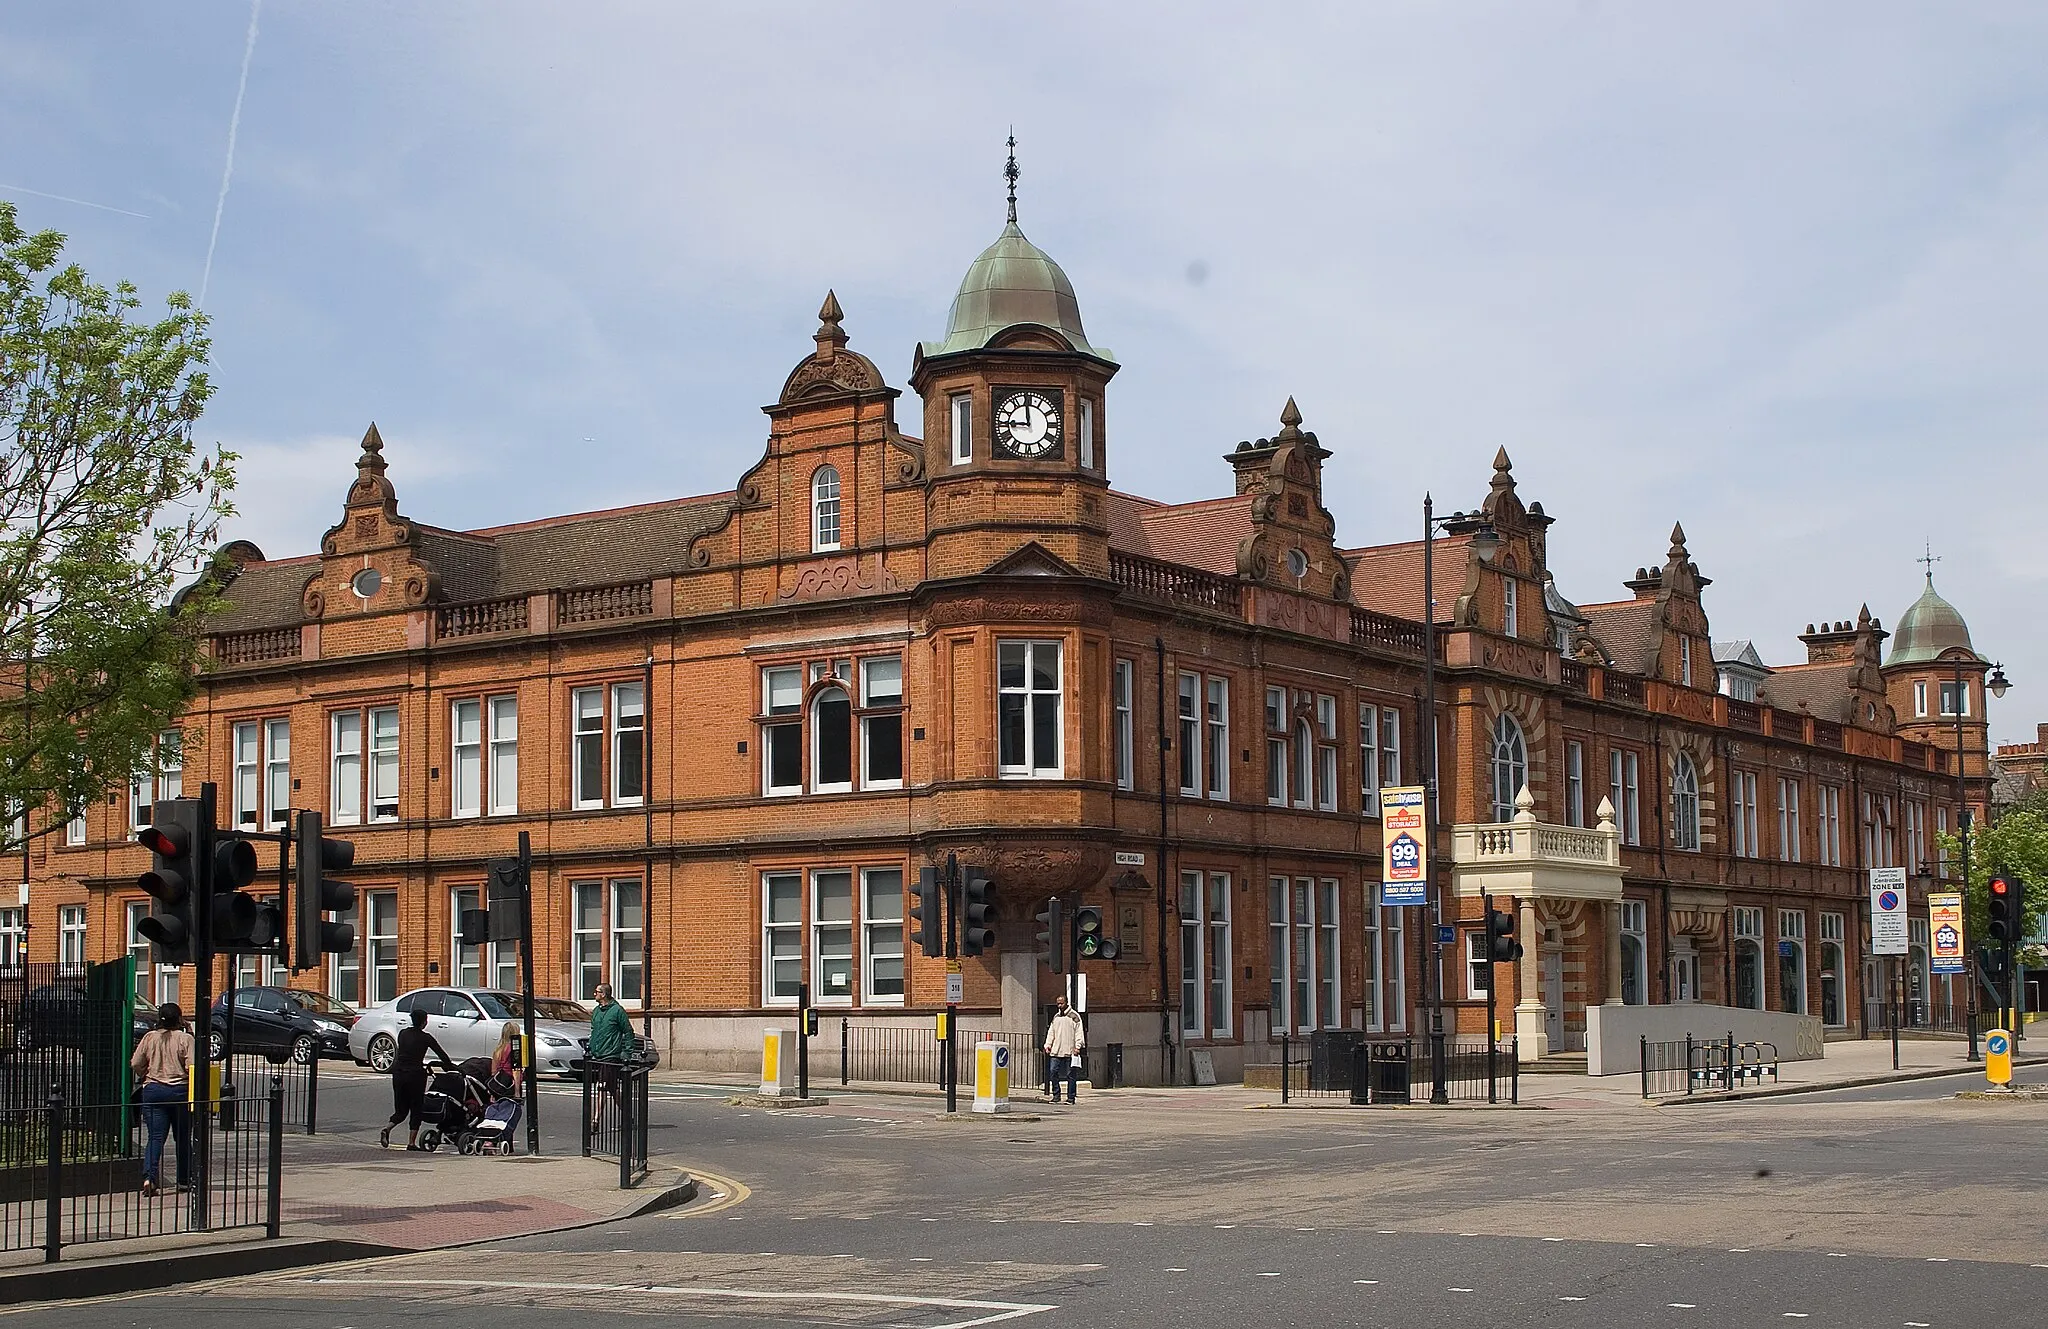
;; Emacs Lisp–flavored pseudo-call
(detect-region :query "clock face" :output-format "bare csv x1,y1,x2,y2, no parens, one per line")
993,389,1064,460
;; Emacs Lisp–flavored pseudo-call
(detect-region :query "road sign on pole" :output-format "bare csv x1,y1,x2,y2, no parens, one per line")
1869,867,1909,956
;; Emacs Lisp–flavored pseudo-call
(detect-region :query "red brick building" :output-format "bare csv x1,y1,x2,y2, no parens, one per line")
5,202,1995,1081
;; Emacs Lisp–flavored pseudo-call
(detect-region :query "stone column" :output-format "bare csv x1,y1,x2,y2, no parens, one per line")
1606,900,1625,1005
1515,896,1548,1061
1001,951,1036,1036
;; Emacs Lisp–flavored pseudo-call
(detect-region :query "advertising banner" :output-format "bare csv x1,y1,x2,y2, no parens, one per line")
1929,891,1964,975
1380,786,1429,906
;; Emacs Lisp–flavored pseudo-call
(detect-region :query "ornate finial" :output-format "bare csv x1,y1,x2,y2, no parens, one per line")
1277,396,1302,438
814,289,847,355
358,422,386,474
1918,543,1940,585
1005,129,1019,225
1493,445,1513,474
1669,521,1688,553
1857,602,1871,628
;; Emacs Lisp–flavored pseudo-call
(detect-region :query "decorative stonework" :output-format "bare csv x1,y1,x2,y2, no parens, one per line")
772,556,902,604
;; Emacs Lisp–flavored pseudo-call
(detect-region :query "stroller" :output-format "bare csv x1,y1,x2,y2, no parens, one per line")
416,1059,523,1155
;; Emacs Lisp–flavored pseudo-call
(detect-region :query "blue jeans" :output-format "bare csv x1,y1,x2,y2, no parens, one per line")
139,1082,190,1188
1047,1054,1078,1103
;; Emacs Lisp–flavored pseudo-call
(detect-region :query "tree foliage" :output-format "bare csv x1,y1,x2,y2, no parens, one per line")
1935,802,2048,962
0,201,234,842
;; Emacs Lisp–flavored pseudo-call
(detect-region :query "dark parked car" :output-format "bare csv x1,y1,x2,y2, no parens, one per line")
5,984,154,1054
209,986,360,1064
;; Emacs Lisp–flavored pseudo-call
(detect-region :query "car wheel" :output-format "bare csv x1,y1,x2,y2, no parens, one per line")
290,1034,317,1066
368,1034,397,1073
208,1029,226,1061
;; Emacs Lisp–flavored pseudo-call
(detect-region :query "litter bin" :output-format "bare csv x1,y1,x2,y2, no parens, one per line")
1349,1041,1371,1105
1310,1030,1366,1093
1369,1040,1411,1105
1103,1042,1124,1089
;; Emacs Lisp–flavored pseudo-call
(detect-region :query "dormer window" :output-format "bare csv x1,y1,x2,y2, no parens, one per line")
811,465,841,552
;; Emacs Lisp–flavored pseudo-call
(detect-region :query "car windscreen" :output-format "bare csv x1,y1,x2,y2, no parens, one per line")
286,991,356,1017
475,992,589,1023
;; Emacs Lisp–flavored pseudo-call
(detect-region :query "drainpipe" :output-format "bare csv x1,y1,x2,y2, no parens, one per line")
643,644,655,1039
1155,636,1173,1085
1651,715,1670,1003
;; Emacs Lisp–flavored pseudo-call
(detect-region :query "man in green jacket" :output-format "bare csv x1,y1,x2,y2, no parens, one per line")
587,984,636,1133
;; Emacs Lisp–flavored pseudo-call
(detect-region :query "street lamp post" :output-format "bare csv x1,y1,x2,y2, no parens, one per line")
1420,493,1497,1106
1955,656,2012,1058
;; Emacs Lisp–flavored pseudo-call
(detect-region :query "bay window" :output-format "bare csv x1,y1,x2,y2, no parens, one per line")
997,640,1062,777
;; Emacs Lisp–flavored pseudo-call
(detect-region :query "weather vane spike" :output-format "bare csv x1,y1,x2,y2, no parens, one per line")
1005,129,1019,225
1918,543,1941,582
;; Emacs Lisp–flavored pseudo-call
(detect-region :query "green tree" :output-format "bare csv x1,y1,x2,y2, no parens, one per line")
1,201,234,844
1935,806,2048,964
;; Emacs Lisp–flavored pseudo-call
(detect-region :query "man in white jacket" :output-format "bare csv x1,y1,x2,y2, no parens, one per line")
1043,997,1085,1104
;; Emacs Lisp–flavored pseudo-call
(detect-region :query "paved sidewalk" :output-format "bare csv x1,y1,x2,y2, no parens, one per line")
0,1125,693,1305
657,1036,2032,1112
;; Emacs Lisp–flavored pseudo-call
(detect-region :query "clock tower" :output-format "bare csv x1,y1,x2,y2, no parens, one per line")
910,141,1119,580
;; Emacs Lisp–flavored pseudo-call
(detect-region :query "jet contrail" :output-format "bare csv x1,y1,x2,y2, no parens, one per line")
0,185,149,219
198,0,263,307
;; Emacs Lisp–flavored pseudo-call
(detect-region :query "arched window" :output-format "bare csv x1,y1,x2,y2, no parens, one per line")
1673,753,1701,851
811,684,852,792
1489,713,1527,823
811,465,842,552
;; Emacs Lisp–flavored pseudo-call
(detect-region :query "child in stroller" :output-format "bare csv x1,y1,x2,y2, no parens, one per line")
415,1058,523,1155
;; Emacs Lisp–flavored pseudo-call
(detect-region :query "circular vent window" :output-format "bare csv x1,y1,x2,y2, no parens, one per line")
351,568,383,599
1285,548,1309,579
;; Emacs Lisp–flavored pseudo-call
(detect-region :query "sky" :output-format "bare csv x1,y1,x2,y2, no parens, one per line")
5,2,2045,741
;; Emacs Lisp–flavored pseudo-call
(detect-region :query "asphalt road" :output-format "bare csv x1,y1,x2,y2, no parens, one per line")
28,1073,2048,1327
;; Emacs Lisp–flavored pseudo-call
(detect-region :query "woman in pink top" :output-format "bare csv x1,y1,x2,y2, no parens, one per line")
130,1003,194,1197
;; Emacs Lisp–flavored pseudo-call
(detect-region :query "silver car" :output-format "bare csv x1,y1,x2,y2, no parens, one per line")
347,987,646,1077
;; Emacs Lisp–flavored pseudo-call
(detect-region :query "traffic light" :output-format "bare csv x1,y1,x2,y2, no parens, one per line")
457,908,491,949
1979,945,2008,982
292,809,357,971
136,799,203,965
961,869,997,957
1990,876,2016,947
911,867,942,958
486,856,527,944
1073,905,1120,962
207,834,264,952
1485,896,1522,963
1036,896,1065,973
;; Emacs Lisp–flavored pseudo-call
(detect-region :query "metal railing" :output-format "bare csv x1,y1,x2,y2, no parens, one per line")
838,1021,1044,1093
1863,999,1982,1039
581,1061,649,1188
1273,1033,1518,1105
217,1050,320,1135
1,1075,284,1260
1639,1033,1781,1098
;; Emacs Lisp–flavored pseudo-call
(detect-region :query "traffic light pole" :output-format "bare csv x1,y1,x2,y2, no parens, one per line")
190,782,218,1232
1484,893,1498,1105
517,831,540,1156
1421,495,1449,1107
944,852,959,1115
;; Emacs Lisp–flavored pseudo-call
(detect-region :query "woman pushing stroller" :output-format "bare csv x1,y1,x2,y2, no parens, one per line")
380,1008,455,1150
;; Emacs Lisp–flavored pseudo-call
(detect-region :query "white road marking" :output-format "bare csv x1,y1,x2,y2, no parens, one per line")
1215,1224,1237,1229
1926,1257,1950,1262
1907,1322,1931,1326
1827,1253,1846,1258
1377,1229,1396,1234
1783,1315,1809,1319
1059,1220,1080,1225
921,1218,940,1223
1133,1222,1153,1227
1255,1273,1281,1278
1729,1248,1750,1253
1294,1227,1316,1231
1353,1280,1378,1286
1165,1268,1187,1273
1559,1296,1585,1302
1669,1304,1695,1310
301,1278,1055,1328
1449,1287,1475,1293
1543,1237,1565,1242
911,1258,933,1262
1635,1243,1655,1248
